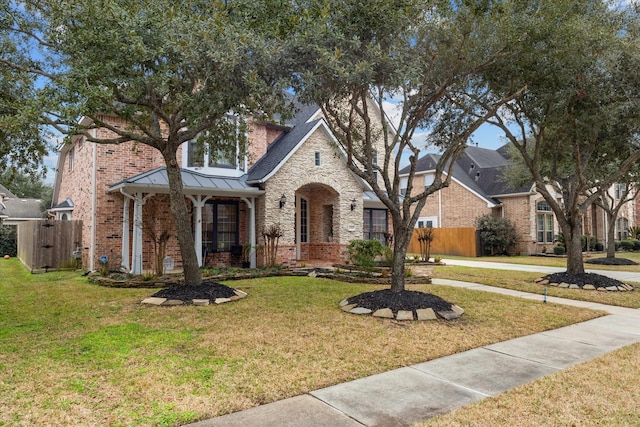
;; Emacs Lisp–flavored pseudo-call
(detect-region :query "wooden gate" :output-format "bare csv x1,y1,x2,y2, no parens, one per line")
17,220,83,273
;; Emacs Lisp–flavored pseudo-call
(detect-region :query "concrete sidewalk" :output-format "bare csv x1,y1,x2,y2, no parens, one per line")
441,258,640,283
186,280,640,427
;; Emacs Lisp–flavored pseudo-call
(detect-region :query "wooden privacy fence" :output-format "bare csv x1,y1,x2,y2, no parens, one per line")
407,227,480,257
17,220,83,273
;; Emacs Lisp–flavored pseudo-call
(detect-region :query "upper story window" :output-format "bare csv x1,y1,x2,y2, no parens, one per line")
68,147,75,172
183,115,246,177
615,183,626,200
424,173,434,189
400,177,408,196
315,152,321,166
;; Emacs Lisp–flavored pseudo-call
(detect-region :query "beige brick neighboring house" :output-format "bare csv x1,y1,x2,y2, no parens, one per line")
51,100,390,273
400,145,634,255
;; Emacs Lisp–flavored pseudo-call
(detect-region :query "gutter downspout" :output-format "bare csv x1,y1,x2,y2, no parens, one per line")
90,133,97,271
438,189,442,228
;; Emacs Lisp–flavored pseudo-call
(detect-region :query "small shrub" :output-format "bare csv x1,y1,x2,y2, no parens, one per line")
594,242,604,252
347,239,391,274
553,245,566,255
631,238,640,251
620,239,635,251
581,235,597,251
475,214,517,255
405,267,413,277
0,225,17,257
141,272,155,281
433,256,442,263
615,241,622,251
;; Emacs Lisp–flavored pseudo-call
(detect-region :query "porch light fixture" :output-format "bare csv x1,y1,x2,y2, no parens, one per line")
279,194,287,209
350,199,357,211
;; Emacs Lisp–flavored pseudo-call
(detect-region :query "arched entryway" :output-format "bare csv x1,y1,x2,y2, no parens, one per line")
294,183,341,262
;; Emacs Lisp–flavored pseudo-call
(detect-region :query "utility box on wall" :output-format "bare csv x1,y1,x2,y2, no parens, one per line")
17,220,83,273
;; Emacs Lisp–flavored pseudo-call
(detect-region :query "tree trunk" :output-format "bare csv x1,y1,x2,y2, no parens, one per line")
162,149,202,286
390,221,411,293
606,213,617,258
562,214,585,276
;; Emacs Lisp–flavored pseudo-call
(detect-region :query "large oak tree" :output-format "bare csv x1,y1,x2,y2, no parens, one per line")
477,0,640,275
17,0,289,284
290,0,525,292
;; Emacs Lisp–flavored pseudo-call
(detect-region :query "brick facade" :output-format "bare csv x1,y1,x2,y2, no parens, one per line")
53,111,381,271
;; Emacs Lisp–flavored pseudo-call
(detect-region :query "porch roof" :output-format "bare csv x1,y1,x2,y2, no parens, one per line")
108,167,264,197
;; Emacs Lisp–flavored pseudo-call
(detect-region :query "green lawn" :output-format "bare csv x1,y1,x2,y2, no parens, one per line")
433,252,640,272
0,258,602,426
432,265,640,308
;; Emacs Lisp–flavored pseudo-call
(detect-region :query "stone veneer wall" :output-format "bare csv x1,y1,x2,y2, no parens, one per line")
259,126,363,264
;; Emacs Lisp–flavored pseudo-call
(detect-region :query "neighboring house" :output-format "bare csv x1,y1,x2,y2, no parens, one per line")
400,145,635,255
51,101,389,273
0,184,44,225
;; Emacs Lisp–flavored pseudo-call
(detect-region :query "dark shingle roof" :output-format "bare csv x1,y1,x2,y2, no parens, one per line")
400,145,533,204
0,184,17,198
272,93,320,128
247,119,323,183
1,198,43,219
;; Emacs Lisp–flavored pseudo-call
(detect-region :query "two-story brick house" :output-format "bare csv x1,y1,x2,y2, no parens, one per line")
400,145,636,255
51,102,389,273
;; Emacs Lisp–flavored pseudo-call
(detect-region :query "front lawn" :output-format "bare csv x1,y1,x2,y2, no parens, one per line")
0,258,602,426
419,342,640,427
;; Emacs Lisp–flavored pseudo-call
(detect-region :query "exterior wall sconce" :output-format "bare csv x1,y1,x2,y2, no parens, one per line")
279,194,287,209
351,199,357,211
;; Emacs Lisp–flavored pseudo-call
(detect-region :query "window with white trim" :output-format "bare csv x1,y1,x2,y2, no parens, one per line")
615,183,626,200
416,217,437,228
400,177,408,196
617,217,629,240
536,201,554,243
197,201,239,253
424,173,434,189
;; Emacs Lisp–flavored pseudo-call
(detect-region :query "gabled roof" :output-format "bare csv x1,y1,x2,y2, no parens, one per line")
0,184,17,198
51,198,74,210
272,93,321,128
247,119,327,183
399,145,534,206
108,167,264,196
0,198,43,221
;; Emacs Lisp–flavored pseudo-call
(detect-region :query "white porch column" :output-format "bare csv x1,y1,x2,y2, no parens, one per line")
242,196,256,268
120,189,134,271
131,192,153,275
188,195,211,266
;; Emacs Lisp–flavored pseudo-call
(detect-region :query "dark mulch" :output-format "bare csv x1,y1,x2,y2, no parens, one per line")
542,272,626,289
585,257,638,266
347,289,453,313
151,281,238,303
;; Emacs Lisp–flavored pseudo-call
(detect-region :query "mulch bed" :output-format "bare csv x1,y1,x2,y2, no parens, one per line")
346,289,453,313
151,281,238,303
585,257,638,266
542,272,626,289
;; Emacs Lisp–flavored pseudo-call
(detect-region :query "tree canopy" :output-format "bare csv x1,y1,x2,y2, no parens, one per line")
477,0,640,274
16,0,291,284
290,0,526,291
0,1,50,178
